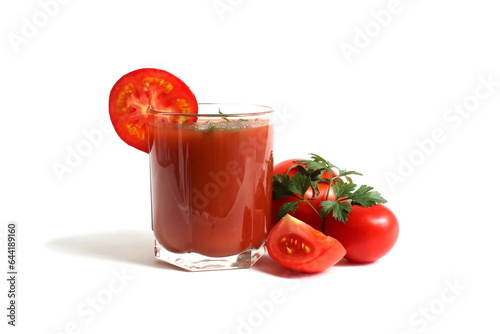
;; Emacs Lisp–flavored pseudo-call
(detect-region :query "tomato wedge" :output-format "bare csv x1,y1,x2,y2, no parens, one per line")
266,214,346,273
109,68,198,153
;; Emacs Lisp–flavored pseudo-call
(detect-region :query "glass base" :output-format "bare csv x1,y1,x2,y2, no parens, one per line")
154,240,266,271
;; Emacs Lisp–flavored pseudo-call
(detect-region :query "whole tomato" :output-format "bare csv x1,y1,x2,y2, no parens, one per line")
272,159,337,231
324,204,399,263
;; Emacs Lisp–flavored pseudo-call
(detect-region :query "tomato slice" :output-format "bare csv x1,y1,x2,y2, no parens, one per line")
266,214,346,273
109,68,198,153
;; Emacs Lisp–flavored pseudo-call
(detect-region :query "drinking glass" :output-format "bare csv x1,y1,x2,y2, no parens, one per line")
148,103,274,271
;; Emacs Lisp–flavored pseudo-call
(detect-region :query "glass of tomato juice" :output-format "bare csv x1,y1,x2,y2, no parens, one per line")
147,103,274,271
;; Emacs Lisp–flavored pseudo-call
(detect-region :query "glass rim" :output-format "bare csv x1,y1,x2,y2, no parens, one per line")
148,103,274,118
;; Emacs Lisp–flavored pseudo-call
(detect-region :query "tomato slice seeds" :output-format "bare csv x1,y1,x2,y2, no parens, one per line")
279,235,312,255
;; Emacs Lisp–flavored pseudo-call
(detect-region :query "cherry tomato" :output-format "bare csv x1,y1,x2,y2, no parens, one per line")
266,214,346,273
109,68,198,153
324,204,399,263
272,159,337,230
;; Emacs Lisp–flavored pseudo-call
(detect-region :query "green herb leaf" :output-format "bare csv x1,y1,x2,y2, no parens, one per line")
288,173,311,197
337,169,363,179
332,181,357,198
351,185,387,207
296,153,338,176
218,108,230,122
277,201,300,222
295,160,327,170
272,174,294,200
204,121,215,133
320,200,352,223
308,180,320,199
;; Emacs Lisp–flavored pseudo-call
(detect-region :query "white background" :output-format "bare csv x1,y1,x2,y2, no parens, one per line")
1,0,500,333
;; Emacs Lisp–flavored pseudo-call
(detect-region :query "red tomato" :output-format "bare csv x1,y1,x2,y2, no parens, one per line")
272,159,337,230
324,204,399,263
109,68,198,153
266,215,346,273
272,182,335,231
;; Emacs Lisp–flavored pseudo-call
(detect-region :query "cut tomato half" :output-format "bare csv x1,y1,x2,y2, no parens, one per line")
266,214,346,273
109,68,198,153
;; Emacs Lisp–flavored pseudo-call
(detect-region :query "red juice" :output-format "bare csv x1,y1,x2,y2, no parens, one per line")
149,114,274,259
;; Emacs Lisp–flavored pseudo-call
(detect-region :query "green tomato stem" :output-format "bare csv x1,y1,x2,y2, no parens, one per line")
301,197,323,228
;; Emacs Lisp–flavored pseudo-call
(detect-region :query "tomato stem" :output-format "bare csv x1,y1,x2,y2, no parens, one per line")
324,177,336,203
321,176,340,232
302,197,323,226
293,192,323,221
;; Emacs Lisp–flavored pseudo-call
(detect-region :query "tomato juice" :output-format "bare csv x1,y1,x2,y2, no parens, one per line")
148,107,274,267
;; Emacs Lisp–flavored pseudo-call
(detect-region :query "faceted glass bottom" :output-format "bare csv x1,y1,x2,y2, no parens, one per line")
154,240,266,271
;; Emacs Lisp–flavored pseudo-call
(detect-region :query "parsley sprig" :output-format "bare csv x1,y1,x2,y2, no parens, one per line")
272,153,387,229
218,108,230,122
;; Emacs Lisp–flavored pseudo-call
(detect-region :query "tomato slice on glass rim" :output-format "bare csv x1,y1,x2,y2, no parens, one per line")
108,68,198,153
266,214,346,273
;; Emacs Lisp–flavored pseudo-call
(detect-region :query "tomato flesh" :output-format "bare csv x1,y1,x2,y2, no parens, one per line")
109,68,198,153
267,214,346,273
